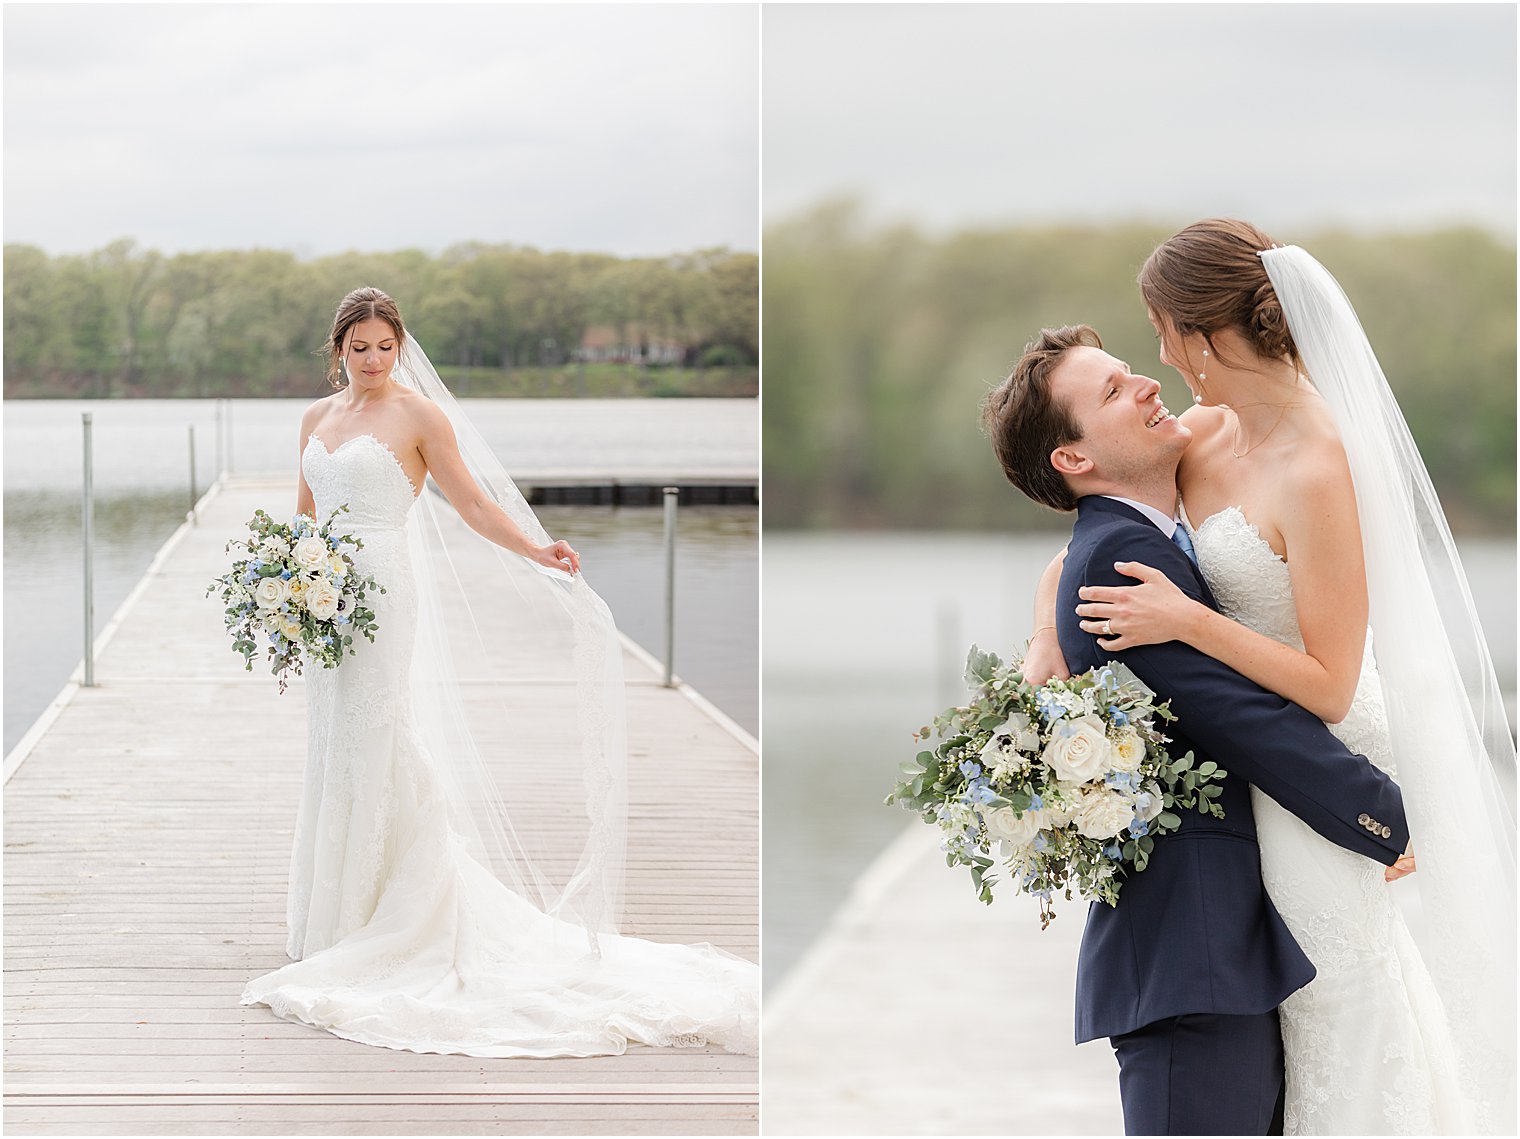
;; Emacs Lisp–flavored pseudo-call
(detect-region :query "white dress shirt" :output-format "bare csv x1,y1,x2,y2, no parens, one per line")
1098,494,1181,537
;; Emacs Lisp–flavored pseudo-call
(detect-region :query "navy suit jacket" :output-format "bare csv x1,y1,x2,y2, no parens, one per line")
1062,496,1409,1043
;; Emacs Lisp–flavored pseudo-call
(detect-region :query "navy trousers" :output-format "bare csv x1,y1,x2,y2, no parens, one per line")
1110,1011,1285,1135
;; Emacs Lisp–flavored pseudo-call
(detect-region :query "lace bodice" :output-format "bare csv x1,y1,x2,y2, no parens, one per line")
1191,506,1303,649
303,433,419,533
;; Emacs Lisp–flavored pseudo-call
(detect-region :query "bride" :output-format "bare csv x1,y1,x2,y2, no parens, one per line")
240,287,758,1057
1022,221,1514,1133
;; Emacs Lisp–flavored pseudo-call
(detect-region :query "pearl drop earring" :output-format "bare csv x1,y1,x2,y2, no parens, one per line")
1193,348,1209,404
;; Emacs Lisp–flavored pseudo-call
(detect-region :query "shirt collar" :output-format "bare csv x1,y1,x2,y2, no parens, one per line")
1098,494,1179,537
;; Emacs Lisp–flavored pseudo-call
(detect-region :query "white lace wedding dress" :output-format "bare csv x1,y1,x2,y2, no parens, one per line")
240,432,758,1057
1188,505,1471,1134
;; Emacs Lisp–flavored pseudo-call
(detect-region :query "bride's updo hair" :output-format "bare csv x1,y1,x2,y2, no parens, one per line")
323,287,407,389
1138,218,1300,370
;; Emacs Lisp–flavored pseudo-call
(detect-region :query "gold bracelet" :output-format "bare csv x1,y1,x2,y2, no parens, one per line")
1030,624,1057,638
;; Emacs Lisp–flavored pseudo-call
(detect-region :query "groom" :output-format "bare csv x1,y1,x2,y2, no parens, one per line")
982,325,1410,1136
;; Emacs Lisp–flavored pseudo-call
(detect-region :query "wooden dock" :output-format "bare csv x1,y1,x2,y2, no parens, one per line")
4,475,758,1136
762,823,1123,1135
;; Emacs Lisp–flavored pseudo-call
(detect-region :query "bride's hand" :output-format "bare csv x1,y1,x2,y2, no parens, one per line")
1074,562,1203,650
1385,843,1416,882
535,539,580,575
1021,626,1070,685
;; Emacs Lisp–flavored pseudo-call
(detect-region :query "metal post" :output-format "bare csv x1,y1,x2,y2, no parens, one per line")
82,414,96,688
214,399,224,480
662,486,678,687
188,425,198,523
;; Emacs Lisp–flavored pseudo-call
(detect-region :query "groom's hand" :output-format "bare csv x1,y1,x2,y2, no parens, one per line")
1385,843,1417,882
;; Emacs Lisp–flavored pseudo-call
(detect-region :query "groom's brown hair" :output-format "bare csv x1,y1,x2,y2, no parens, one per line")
981,324,1101,513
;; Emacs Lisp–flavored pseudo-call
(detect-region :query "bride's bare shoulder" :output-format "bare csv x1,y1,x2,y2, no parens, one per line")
1178,402,1229,437
300,392,342,434
396,388,454,436
1284,413,1354,495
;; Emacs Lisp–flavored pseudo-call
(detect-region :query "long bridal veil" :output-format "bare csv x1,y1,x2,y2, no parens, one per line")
396,332,628,943
381,333,756,1053
1262,246,1516,1131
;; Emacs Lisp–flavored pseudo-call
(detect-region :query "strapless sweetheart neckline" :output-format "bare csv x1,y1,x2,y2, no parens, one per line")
306,431,420,499
1187,503,1287,568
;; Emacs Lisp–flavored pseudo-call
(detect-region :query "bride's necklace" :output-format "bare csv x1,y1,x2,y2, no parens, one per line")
1229,373,1306,459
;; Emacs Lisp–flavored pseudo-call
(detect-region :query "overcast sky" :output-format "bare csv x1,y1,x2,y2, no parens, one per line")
764,4,1516,238
4,3,759,258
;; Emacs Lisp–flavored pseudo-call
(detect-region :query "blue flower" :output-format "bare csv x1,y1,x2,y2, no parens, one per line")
1104,844,1123,860
280,569,292,580
1035,690,1062,723
1133,790,1156,818
251,558,263,570
1029,792,1044,811
1110,708,1129,727
959,759,983,779
1128,818,1149,838
1032,832,1048,853
1097,667,1117,691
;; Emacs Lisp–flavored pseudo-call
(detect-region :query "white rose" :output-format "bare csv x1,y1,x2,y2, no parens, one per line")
305,578,341,622
326,554,347,579
279,614,302,640
1075,787,1136,840
292,536,330,572
261,612,282,633
1110,729,1146,773
1041,714,1112,784
984,805,1045,854
1133,781,1166,823
253,576,289,610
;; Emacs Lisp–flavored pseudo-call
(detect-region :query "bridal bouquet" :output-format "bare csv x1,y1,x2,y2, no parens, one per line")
886,646,1226,927
206,506,385,692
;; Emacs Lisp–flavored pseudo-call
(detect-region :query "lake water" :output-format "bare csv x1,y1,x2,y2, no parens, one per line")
762,530,1518,987
3,399,758,754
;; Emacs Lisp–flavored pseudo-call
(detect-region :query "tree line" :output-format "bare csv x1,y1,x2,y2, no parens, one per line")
764,203,1516,533
3,240,758,398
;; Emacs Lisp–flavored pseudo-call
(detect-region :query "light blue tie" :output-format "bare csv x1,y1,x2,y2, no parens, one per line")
1170,523,1198,567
